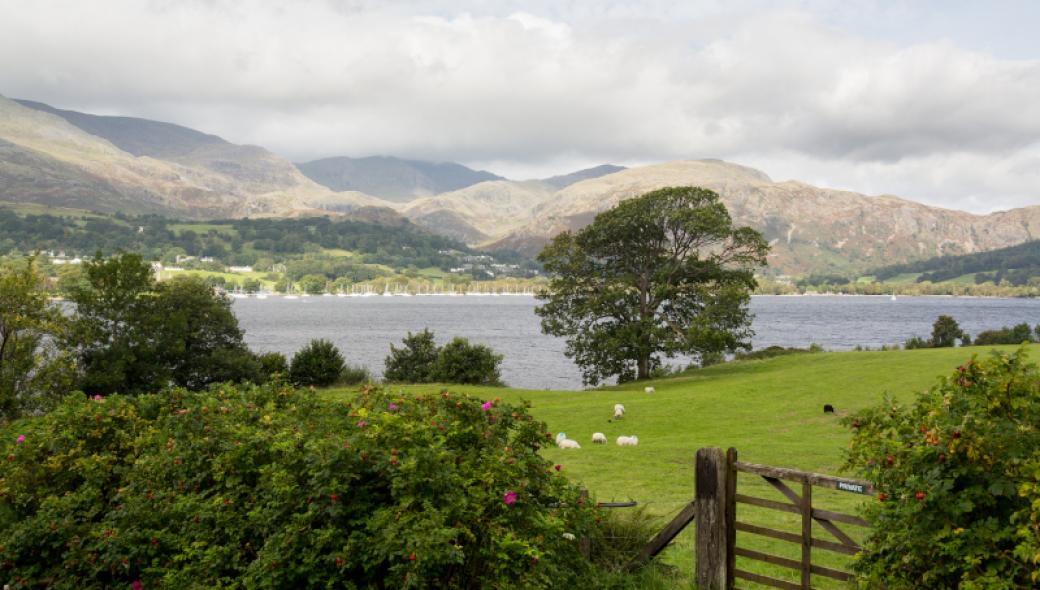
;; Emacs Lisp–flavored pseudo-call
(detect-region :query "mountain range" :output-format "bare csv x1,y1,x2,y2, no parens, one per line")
2,96,1037,276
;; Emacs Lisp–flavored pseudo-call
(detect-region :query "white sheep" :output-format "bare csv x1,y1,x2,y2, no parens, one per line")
557,438,581,449
644,386,655,394
555,432,567,444
616,435,639,446
591,432,607,444
613,404,625,419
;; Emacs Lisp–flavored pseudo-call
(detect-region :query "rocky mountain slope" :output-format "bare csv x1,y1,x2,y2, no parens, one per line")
399,180,556,243
296,155,502,202
3,97,1038,276
1,97,389,219
483,160,1040,276
539,164,626,190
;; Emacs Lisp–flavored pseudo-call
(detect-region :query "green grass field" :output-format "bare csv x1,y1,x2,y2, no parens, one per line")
327,344,1036,588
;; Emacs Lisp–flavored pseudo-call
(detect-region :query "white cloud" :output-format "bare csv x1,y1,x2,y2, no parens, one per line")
0,0,1038,212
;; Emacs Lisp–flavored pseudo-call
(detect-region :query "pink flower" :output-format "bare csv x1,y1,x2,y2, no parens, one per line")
356,420,368,428
502,490,517,505
15,435,25,444
481,401,492,411
132,581,143,590
93,395,103,401
554,464,561,472
388,403,398,411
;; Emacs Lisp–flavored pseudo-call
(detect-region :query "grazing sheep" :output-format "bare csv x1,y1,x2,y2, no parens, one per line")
823,404,835,414
644,386,655,394
616,435,639,446
557,438,581,449
613,404,625,419
592,432,607,444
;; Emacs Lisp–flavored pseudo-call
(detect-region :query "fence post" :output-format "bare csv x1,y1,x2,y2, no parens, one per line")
695,447,733,590
725,447,737,590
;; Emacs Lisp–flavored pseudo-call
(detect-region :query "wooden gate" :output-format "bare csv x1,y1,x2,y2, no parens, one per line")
632,447,873,590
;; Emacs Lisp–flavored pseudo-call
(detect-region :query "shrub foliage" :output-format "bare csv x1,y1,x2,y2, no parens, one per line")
843,348,1040,588
289,338,346,387
0,385,596,588
384,329,439,383
384,331,504,386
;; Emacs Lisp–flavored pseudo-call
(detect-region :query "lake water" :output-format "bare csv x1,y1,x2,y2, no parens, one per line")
233,295,1040,390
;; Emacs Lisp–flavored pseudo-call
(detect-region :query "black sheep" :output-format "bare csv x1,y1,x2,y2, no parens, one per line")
823,404,835,414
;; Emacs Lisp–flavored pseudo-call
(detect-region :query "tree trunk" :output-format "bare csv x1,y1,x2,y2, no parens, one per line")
637,354,649,381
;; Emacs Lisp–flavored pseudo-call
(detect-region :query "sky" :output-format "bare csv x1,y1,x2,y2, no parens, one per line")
1,0,1039,213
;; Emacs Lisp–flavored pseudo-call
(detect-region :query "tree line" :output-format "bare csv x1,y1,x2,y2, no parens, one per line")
0,208,485,272
0,254,505,421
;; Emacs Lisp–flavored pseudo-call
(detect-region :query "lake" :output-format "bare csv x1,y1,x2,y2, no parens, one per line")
233,295,1040,390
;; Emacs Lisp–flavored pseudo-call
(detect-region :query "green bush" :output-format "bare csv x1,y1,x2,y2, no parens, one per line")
0,384,598,588
843,347,1040,588
930,315,968,347
384,329,439,383
432,337,504,386
338,363,372,386
974,323,1038,346
255,351,289,382
733,344,821,361
903,335,931,349
289,339,345,387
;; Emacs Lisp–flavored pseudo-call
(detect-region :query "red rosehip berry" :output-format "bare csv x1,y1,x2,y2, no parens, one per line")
409,553,416,562
952,430,961,439
330,494,337,502
335,557,343,567
915,491,925,501
878,493,885,502
885,455,894,466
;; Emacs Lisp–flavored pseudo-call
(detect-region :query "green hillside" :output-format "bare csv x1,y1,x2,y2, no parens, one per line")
869,239,1040,286
327,344,1036,587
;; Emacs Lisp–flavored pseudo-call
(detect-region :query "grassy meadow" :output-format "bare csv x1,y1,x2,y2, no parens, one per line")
327,343,1037,588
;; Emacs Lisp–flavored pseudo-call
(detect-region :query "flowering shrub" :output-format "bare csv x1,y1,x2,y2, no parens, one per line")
843,347,1040,588
0,384,596,588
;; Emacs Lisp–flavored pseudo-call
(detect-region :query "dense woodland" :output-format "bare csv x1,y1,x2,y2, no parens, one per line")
0,208,539,290
870,239,1040,285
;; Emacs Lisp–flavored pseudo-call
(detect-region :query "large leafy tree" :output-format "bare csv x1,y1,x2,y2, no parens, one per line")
68,253,258,394
536,186,769,385
151,275,260,390
0,260,75,419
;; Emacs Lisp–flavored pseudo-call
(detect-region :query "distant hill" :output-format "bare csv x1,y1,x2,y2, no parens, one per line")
15,99,227,159
296,155,502,202
1,96,391,219
479,160,1040,277
539,164,626,190
6,97,1040,277
400,180,555,243
868,239,1040,286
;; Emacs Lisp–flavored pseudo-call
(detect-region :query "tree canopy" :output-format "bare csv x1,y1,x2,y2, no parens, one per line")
0,260,74,419
67,252,258,394
535,186,768,385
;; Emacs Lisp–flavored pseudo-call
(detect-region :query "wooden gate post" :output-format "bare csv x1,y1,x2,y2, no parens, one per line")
695,447,735,590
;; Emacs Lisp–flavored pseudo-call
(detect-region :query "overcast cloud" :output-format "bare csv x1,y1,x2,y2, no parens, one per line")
1,0,1038,212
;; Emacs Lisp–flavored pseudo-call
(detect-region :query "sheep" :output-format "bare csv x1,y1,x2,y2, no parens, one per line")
616,435,639,446
557,438,581,449
591,432,607,444
823,404,835,414
613,404,625,420
644,386,655,394
556,432,567,444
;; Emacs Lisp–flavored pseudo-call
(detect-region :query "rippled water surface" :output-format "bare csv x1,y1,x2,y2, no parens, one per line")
233,295,1040,390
